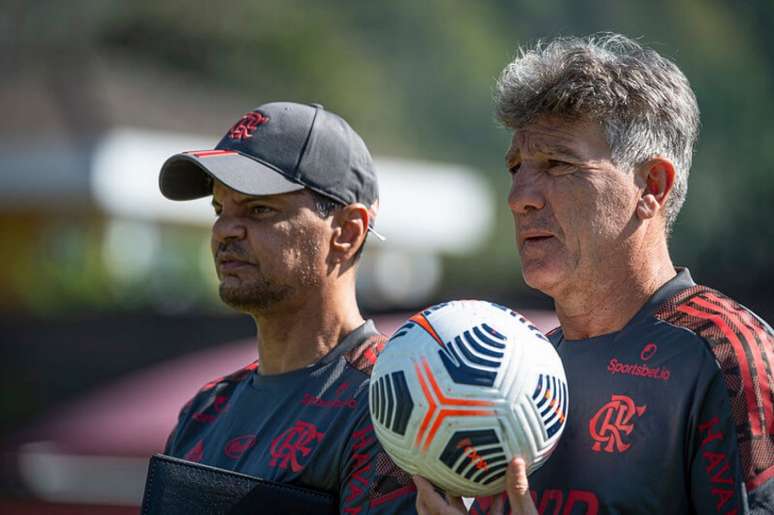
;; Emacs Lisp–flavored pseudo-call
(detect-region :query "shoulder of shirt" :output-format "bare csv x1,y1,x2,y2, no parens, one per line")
343,332,389,377
189,360,258,399
653,283,774,493
176,360,258,418
651,283,773,356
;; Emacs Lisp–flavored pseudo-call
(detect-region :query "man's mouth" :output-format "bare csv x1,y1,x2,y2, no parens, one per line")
520,231,555,247
217,256,255,272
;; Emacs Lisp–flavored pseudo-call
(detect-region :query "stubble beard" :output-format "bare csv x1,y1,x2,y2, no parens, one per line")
219,275,295,314
215,234,323,315
218,258,322,315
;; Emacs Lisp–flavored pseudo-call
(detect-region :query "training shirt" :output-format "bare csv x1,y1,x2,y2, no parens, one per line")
164,321,416,514
472,269,774,514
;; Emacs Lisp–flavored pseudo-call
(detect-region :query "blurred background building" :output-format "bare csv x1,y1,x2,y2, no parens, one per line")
1,0,773,512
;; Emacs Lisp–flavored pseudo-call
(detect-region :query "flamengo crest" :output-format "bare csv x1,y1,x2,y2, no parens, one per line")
269,420,324,472
588,394,647,453
227,111,269,141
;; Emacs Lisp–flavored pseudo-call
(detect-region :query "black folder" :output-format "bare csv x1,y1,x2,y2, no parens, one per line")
141,454,337,515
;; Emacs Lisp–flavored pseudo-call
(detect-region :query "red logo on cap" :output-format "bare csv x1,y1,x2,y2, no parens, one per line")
227,111,269,141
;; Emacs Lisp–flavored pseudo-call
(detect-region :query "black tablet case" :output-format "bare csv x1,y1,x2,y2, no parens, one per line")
140,454,337,515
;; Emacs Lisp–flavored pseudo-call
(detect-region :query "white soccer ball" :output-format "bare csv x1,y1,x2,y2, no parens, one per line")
369,300,568,497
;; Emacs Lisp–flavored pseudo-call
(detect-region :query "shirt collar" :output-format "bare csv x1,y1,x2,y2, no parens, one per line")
316,319,380,365
551,267,695,344
251,320,380,386
628,267,695,326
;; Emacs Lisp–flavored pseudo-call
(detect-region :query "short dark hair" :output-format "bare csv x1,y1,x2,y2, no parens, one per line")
308,191,368,261
310,191,342,219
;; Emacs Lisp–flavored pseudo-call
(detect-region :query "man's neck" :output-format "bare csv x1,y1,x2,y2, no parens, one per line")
554,248,676,340
252,288,365,375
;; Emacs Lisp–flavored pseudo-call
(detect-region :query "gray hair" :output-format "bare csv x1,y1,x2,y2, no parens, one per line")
495,33,699,235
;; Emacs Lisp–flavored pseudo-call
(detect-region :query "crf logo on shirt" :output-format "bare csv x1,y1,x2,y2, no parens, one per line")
588,394,647,453
227,111,269,141
269,420,324,472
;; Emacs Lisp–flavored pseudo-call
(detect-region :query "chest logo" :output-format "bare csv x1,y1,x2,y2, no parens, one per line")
588,394,647,453
301,382,357,409
607,341,670,382
269,420,325,472
640,342,657,361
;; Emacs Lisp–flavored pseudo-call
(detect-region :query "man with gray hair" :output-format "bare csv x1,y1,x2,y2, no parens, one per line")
414,33,773,514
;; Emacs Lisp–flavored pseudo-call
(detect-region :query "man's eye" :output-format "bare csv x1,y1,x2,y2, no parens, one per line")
508,163,521,175
547,160,575,174
250,205,273,216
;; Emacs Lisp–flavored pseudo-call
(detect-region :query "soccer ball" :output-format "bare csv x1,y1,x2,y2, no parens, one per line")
369,300,568,497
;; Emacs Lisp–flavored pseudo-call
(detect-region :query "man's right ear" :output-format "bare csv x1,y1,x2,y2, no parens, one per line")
636,157,675,221
330,203,369,263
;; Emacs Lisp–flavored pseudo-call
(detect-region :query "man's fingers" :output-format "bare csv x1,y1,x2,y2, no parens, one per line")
413,475,466,514
413,475,435,512
491,493,506,514
508,457,530,496
445,493,467,511
505,458,538,515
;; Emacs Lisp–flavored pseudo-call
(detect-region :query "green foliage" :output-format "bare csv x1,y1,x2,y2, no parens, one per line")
7,0,773,312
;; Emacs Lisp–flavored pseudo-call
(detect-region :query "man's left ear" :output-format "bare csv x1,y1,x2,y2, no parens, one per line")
331,203,369,261
637,158,675,221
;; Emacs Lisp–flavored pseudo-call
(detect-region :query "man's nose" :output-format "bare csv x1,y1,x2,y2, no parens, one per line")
508,168,545,214
212,214,247,244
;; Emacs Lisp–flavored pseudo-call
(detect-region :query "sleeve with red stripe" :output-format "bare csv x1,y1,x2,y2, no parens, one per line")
655,286,774,513
338,415,417,514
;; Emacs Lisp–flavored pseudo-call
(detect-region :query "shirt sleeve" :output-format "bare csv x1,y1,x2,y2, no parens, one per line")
338,413,417,514
656,288,774,513
736,317,774,515
688,364,747,514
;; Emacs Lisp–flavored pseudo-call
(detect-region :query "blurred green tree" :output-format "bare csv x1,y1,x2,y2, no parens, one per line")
4,0,772,316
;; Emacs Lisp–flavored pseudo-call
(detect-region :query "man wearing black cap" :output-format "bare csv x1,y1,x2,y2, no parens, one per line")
159,102,415,513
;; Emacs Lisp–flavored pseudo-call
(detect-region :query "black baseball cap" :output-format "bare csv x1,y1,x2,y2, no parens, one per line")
159,101,383,238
